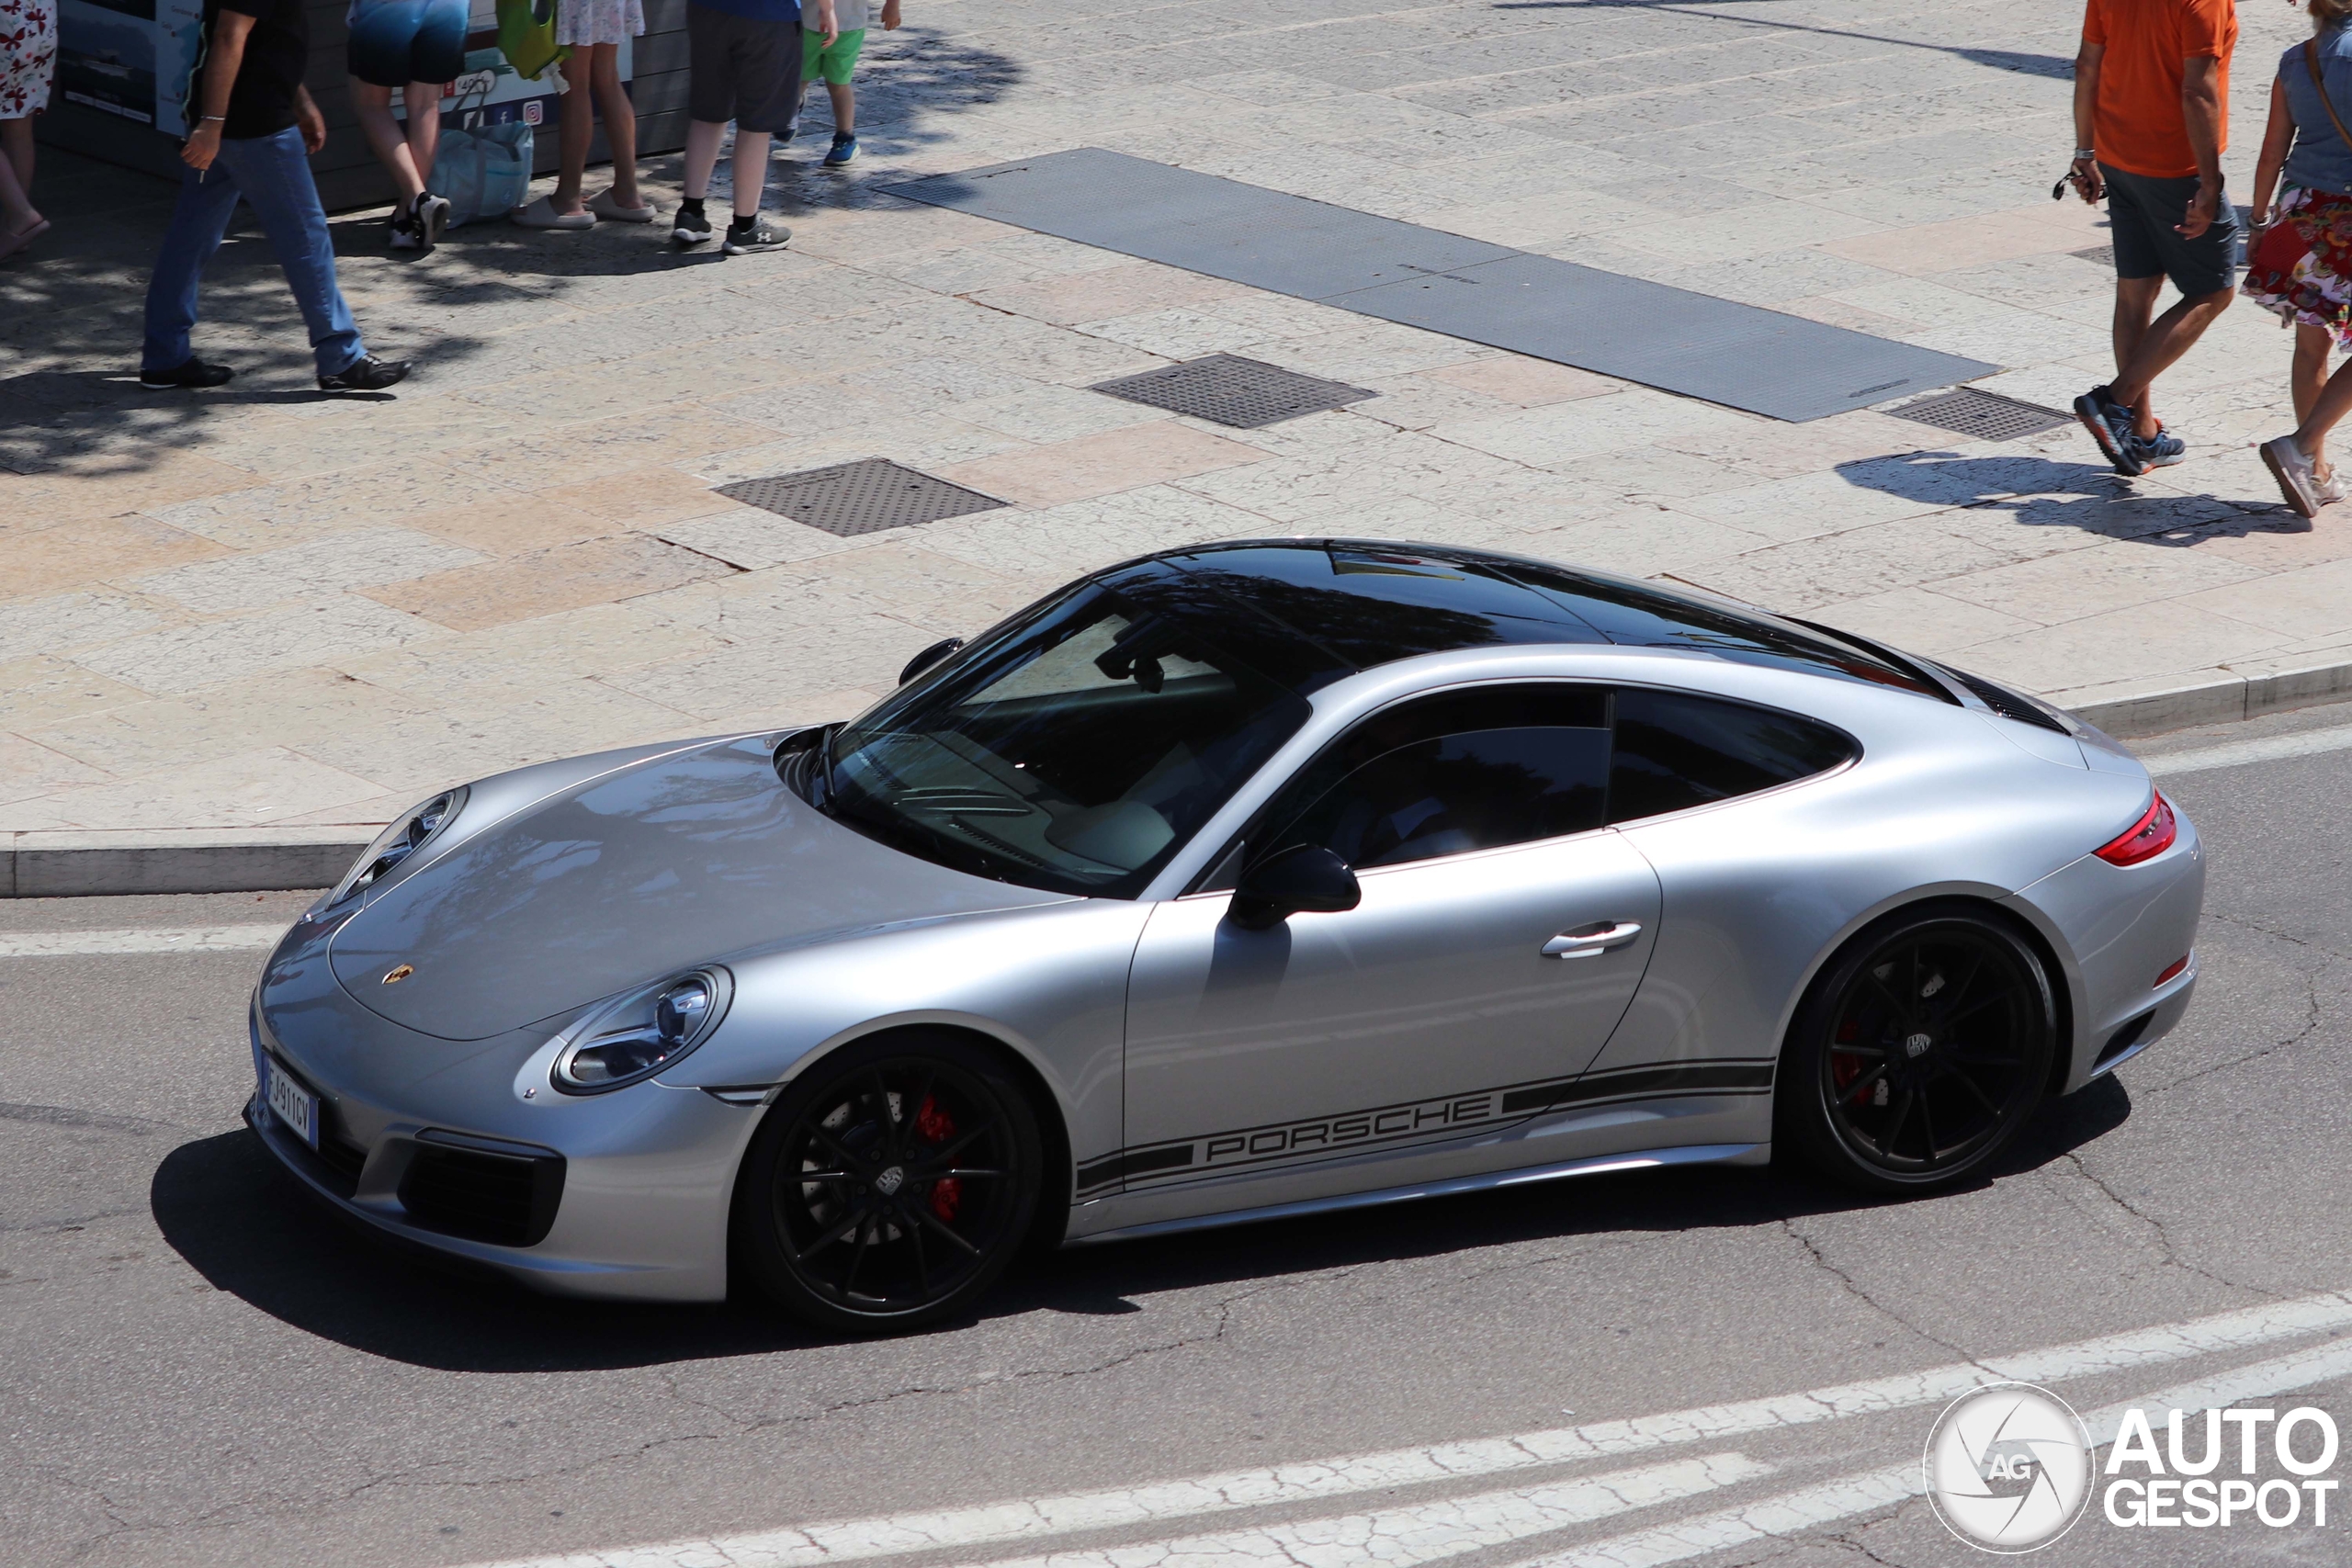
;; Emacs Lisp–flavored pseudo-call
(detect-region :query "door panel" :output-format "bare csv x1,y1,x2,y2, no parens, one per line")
1112,830,1661,1195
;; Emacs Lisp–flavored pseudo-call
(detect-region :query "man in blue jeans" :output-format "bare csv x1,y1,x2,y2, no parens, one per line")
141,0,407,391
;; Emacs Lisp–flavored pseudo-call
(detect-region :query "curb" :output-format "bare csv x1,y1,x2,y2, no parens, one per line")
6,659,2350,898
1,828,372,899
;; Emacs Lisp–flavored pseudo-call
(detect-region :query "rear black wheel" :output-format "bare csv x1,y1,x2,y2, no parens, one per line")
1781,907,2056,1193
735,1033,1041,1333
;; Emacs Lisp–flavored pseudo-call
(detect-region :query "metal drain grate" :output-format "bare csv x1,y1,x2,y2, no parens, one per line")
713,457,1005,537
2072,243,2115,267
1886,388,2074,442
1091,355,1377,428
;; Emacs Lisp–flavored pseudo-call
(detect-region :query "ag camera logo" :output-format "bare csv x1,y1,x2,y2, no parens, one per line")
1923,1382,2095,1552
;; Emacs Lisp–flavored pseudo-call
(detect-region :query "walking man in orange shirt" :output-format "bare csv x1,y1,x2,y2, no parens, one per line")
2068,0,2240,476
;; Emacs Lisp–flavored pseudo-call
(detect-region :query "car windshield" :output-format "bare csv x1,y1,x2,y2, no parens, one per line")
820,584,1312,897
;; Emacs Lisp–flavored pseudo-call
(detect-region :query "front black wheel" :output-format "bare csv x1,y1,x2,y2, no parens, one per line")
735,1033,1042,1333
1781,907,2056,1193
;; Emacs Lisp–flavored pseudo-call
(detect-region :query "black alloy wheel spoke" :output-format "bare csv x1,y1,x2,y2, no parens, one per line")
1951,1051,2021,1068
1882,1087,1917,1157
910,1069,938,1134
1944,989,2012,1030
910,1217,931,1294
1829,1042,1888,1058
1863,969,1916,1030
806,1122,865,1173
915,1205,983,1258
792,1205,866,1262
842,1214,876,1298
1842,1062,1891,1102
933,1167,1007,1180
918,1121,997,1169
1944,1067,2003,1118
795,1169,860,1186
869,1072,902,1158
1917,1092,1941,1165
1932,950,1988,1024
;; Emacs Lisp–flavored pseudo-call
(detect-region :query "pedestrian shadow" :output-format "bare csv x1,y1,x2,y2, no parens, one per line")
1832,449,2303,542
150,1077,2132,1371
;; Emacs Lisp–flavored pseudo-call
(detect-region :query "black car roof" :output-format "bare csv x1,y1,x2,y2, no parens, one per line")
1094,539,1944,701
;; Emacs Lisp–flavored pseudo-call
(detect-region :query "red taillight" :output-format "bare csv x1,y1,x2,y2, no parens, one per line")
2096,792,2177,867
2155,955,2188,987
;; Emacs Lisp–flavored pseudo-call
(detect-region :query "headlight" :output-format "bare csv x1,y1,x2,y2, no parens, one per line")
314,788,468,913
551,969,731,1094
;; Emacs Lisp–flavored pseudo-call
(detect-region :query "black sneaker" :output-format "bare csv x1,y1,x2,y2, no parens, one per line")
673,204,714,247
415,191,451,251
318,355,410,392
139,357,235,389
723,215,790,254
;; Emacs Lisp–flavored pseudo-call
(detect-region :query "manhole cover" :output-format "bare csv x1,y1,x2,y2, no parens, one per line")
713,457,1005,537
1091,355,1377,428
2072,243,2115,266
1885,388,2074,442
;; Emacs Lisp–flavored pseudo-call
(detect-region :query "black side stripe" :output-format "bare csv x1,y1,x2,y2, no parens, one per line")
1075,1142,1194,1193
1498,1061,1775,1116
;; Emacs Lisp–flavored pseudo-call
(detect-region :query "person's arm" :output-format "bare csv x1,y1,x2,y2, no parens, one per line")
182,8,255,171
2071,38,2106,202
2251,75,2297,228
2177,53,2226,236
294,83,327,153
880,0,900,28
813,0,838,47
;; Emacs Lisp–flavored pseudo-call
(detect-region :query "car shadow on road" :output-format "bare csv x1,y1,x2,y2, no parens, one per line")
152,1077,2132,1371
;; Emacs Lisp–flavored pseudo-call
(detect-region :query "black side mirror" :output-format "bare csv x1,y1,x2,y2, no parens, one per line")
899,637,965,685
1227,844,1361,931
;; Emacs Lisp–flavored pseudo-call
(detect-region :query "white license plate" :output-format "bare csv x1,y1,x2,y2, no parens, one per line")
263,1058,319,1150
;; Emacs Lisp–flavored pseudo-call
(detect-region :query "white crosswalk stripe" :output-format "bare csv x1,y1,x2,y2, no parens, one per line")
0,924,286,958
459,1288,2352,1568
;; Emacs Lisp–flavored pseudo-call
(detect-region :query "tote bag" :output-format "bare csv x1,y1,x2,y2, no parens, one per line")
435,121,535,226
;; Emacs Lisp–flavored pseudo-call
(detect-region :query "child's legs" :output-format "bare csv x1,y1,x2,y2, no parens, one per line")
827,81,854,134
592,44,639,203
2294,323,2333,427
405,84,444,188
684,119,727,200
348,78,428,204
1,117,34,209
730,130,770,217
0,121,37,230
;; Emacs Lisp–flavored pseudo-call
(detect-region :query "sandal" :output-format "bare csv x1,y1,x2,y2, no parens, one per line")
0,216,51,261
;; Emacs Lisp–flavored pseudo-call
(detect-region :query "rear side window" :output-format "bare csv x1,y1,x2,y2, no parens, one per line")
1251,684,1610,870
1608,689,1854,825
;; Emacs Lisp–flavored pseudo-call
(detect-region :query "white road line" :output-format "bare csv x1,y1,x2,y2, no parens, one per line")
0,925,286,958
1523,1336,2352,1568
972,1453,1770,1568
458,1289,2352,1568
2144,722,2352,777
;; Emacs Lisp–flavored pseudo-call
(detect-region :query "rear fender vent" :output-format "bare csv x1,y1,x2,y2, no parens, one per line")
398,1134,565,1248
1948,668,2072,734
2096,1012,2153,1068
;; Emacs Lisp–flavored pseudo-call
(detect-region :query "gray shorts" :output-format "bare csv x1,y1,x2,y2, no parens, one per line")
2101,163,2239,298
685,5,802,133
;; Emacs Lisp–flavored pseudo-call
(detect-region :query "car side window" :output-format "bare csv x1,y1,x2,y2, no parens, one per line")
1607,689,1854,825
1255,685,1611,871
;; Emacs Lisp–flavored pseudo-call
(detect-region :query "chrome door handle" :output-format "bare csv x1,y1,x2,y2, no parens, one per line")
1543,921,1643,959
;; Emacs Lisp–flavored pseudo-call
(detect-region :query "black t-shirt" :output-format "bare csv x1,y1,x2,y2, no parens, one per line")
196,0,310,140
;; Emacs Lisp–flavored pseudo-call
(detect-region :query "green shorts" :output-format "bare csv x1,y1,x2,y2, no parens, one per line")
802,27,865,85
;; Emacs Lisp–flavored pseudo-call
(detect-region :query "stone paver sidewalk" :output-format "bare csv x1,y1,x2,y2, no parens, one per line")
6,0,2350,842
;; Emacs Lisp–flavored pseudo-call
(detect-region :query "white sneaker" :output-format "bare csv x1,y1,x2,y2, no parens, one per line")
2318,465,2349,508
2263,435,2324,519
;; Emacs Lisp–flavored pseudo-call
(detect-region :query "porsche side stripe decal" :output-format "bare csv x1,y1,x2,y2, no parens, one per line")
1076,1060,1776,1195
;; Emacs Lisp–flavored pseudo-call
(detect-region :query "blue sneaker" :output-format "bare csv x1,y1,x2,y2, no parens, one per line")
2128,425,2187,468
2074,384,2143,476
824,131,857,167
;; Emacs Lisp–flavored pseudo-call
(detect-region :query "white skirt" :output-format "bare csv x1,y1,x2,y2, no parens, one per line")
555,0,644,47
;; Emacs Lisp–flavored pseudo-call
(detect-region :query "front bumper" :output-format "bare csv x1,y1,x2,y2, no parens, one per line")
248,928,759,1302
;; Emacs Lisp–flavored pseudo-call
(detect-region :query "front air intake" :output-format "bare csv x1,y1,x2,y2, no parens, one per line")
398,1134,564,1247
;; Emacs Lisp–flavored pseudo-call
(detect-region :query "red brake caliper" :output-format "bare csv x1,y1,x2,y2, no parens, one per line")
1832,1015,1866,1101
914,1094,960,1222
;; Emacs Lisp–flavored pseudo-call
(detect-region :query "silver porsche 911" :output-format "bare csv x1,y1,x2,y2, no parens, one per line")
247,539,2202,1330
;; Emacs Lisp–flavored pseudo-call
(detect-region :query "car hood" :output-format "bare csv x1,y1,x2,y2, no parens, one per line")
328,734,1071,1040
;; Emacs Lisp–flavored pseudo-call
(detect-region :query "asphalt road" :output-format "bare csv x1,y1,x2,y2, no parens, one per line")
5,704,2351,1568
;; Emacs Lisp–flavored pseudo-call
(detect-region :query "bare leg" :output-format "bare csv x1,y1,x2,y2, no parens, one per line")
2291,343,2352,473
730,130,770,218
0,118,39,232
684,118,727,199
2109,282,2233,439
594,45,640,207
349,79,427,207
552,49,597,213
2293,323,2332,427
405,82,444,191
828,80,854,136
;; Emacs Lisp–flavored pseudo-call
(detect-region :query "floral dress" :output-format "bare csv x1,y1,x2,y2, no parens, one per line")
554,0,644,47
0,0,57,118
2245,186,2352,349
